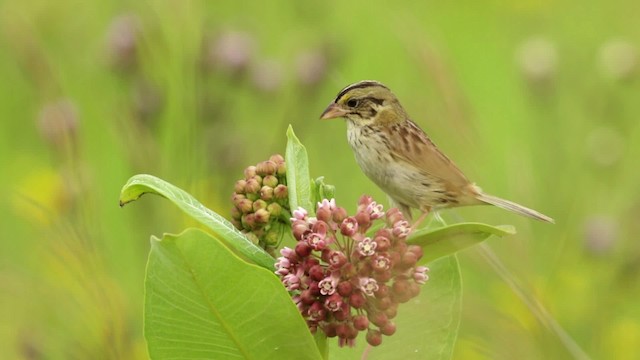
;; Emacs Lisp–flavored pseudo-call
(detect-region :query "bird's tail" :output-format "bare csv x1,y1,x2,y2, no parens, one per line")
476,193,554,223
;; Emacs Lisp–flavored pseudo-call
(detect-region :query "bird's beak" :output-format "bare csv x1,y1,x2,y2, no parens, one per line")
320,103,348,120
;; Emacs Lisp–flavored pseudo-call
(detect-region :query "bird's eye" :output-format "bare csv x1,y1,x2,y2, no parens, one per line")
346,99,359,108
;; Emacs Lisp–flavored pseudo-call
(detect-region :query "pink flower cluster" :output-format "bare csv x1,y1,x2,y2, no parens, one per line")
275,196,429,347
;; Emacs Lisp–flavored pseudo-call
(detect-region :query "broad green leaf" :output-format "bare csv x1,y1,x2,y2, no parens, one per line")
329,256,462,360
409,222,516,264
145,228,322,360
119,174,274,269
286,125,313,213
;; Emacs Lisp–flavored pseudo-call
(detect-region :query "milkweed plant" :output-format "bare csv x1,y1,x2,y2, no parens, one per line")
119,126,514,359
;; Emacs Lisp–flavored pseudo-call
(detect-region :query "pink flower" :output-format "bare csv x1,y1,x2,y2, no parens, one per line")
413,266,429,284
318,275,338,295
292,207,308,221
359,277,379,296
367,202,385,219
357,237,377,256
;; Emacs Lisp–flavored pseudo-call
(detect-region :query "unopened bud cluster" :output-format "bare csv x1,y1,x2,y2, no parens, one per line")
231,154,288,253
275,196,429,347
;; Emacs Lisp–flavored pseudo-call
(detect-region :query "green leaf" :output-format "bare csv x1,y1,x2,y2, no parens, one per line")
119,174,274,270
286,125,313,213
409,222,516,264
314,176,336,204
145,228,322,360
328,256,462,360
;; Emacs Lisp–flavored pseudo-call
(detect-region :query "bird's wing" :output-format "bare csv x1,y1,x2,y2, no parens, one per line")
386,120,471,189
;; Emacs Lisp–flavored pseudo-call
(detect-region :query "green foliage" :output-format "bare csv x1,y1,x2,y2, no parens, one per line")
409,223,516,264
120,174,275,269
285,125,314,214
145,228,322,359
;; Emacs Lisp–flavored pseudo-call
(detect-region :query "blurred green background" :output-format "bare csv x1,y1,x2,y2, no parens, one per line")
1,0,639,359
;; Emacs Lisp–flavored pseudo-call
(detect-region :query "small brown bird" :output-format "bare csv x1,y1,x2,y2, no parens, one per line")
320,80,554,223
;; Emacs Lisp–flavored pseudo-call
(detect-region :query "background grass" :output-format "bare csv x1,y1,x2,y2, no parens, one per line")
1,0,639,359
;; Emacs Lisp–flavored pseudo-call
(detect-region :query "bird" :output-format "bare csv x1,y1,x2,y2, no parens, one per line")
319,80,554,224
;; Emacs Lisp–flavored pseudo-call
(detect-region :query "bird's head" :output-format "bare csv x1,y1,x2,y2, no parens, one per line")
320,80,406,126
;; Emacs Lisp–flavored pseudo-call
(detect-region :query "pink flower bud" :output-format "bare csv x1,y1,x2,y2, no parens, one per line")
243,165,256,178
256,160,277,176
316,207,331,222
234,179,246,194
349,292,366,308
380,322,396,336
295,241,312,258
353,314,369,331
337,281,353,297
254,208,270,224
332,206,348,223
262,175,279,188
244,178,261,194
413,266,429,284
309,265,325,281
269,154,284,164
366,329,382,346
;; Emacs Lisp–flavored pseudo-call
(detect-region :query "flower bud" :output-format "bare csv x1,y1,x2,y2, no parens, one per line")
323,322,337,337
262,175,279,188
234,179,246,194
333,302,351,321
292,221,309,240
380,322,396,336
256,160,277,176
276,162,287,176
384,304,398,319
264,229,279,246
400,251,418,268
269,154,284,164
295,241,312,258
374,235,391,252
254,208,270,224
349,292,366,308
309,265,325,281
355,210,371,228
385,208,404,225
259,186,273,201
230,206,241,220
243,165,257,178
241,213,256,229
332,206,348,223
375,296,392,311
236,199,253,214
267,202,282,217
337,281,353,297
366,329,382,346
300,289,315,305
407,245,423,260
274,184,288,200
316,206,332,223
253,199,268,212
244,178,261,194
368,311,388,327
353,314,369,331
